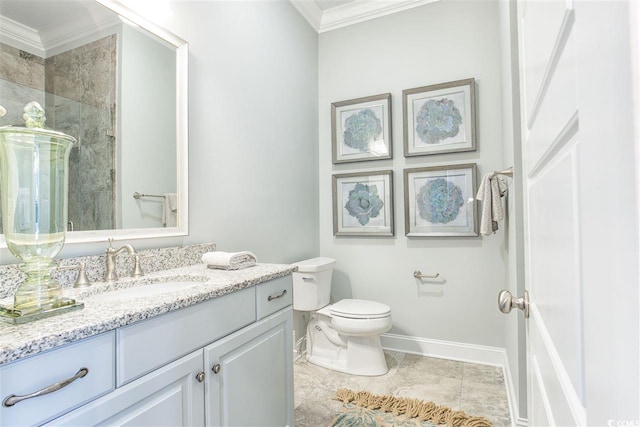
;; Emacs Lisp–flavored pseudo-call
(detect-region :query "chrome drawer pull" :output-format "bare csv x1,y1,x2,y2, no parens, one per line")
267,289,288,301
3,367,89,407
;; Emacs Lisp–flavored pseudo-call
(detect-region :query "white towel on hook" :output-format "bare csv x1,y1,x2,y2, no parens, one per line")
202,251,257,270
476,173,508,236
162,193,178,227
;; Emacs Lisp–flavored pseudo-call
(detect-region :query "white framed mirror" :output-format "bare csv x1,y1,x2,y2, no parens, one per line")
0,0,188,246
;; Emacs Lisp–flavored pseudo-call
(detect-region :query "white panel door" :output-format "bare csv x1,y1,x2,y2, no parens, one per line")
517,0,639,425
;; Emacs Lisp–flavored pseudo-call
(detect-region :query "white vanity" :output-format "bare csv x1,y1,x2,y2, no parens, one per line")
0,264,295,426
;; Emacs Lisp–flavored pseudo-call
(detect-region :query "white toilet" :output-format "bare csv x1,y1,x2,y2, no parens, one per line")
293,257,392,376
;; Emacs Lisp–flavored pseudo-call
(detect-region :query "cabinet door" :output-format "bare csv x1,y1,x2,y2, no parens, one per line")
46,350,205,427
205,307,293,427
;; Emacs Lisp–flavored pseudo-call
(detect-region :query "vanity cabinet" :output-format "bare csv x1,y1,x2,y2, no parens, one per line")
205,307,293,427
37,275,294,427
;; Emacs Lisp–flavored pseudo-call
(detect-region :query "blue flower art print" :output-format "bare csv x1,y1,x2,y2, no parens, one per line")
342,108,383,152
345,183,384,226
416,178,464,224
415,98,463,145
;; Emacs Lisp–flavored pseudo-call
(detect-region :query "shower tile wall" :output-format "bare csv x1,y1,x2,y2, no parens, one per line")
0,36,117,232
0,43,45,124
45,35,117,231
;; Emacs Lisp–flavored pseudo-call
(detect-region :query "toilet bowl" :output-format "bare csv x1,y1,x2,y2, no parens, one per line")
293,257,392,376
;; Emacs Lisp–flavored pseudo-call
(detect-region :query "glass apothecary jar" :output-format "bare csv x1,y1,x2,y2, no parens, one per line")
0,102,83,323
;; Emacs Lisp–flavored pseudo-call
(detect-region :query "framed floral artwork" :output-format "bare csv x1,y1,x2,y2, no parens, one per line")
333,170,394,236
404,164,478,237
331,93,392,164
402,78,476,157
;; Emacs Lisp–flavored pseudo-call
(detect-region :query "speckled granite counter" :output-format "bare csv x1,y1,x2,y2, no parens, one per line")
0,262,296,366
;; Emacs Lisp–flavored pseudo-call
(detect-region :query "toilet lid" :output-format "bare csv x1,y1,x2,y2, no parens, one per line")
329,299,391,319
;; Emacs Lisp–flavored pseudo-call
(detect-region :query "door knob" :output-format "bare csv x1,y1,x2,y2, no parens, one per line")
212,364,221,374
195,372,205,382
498,290,529,318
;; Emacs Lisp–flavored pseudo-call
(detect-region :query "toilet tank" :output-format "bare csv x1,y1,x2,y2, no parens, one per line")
292,257,336,311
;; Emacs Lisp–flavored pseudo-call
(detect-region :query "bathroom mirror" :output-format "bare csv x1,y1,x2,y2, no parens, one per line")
0,0,188,246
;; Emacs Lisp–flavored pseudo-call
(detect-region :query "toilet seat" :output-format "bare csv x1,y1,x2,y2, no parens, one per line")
324,299,391,319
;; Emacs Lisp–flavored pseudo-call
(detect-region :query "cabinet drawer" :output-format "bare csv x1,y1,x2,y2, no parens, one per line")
256,275,292,320
0,332,115,426
117,287,255,386
45,350,204,427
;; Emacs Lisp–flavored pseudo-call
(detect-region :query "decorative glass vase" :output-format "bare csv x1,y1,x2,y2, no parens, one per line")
0,102,83,323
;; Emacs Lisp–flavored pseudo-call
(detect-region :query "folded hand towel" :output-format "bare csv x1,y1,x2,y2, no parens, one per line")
202,251,257,270
162,193,178,228
476,173,508,236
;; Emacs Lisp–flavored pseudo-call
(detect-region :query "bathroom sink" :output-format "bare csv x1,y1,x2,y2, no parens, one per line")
88,281,205,302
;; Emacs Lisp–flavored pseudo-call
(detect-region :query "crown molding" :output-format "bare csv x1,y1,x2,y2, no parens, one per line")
290,0,440,33
42,15,121,57
0,13,121,59
0,16,45,57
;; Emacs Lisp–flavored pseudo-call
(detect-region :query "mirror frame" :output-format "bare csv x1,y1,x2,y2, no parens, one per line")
0,0,189,248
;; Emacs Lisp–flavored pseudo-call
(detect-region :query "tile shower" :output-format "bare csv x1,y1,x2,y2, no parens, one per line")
0,36,117,232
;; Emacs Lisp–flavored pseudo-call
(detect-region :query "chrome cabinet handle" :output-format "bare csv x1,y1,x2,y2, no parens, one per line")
212,364,221,374
498,290,530,318
302,276,314,281
267,289,287,301
195,372,205,382
3,367,89,407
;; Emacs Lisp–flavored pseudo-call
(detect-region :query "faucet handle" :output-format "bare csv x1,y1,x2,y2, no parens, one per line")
57,262,92,288
130,254,154,278
131,254,144,277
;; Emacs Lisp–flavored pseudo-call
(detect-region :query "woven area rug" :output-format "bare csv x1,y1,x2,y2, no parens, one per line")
329,388,493,427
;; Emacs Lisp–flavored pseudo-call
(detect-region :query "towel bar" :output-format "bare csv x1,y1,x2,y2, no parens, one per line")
493,167,514,178
133,192,165,199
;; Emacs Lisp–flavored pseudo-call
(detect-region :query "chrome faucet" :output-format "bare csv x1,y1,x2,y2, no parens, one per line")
104,239,136,281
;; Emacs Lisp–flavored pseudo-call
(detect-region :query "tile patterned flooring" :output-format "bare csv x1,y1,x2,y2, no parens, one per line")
294,351,512,427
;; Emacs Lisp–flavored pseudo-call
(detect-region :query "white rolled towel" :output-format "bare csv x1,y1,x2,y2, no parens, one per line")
202,251,257,270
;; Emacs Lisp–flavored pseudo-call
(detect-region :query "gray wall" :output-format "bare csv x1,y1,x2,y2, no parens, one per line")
318,0,509,347
169,0,319,263
120,24,177,229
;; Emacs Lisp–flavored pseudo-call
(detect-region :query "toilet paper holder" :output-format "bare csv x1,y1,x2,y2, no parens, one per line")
413,270,440,279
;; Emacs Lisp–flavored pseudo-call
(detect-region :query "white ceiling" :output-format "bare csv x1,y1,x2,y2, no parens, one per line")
314,0,357,11
290,0,440,33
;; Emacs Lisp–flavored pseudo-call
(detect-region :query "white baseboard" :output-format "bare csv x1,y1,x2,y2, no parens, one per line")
381,333,527,427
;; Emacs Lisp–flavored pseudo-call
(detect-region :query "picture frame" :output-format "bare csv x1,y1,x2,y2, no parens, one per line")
402,78,476,157
404,163,478,237
332,93,392,164
333,170,394,236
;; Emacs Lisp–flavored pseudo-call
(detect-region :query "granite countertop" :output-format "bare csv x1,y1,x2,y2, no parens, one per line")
0,263,296,366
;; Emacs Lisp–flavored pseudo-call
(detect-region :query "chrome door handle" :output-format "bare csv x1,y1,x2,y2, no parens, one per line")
3,367,89,407
498,290,529,318
267,289,287,301
195,372,205,382
212,364,221,374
